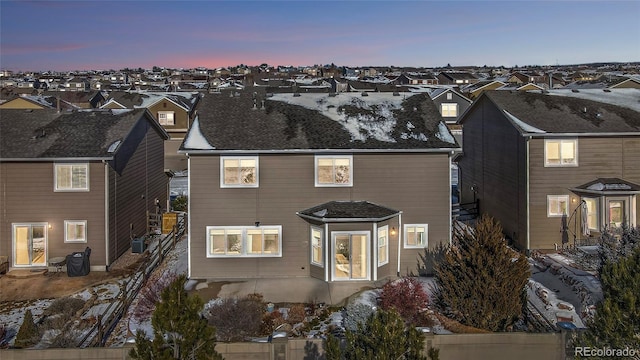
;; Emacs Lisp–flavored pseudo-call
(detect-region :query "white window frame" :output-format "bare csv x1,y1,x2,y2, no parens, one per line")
377,225,389,266
311,226,324,267
544,139,578,167
547,195,569,217
64,220,87,243
440,103,458,117
446,92,453,100
220,156,259,188
583,197,599,231
331,231,370,281
314,155,353,187
206,225,282,257
157,111,175,126
54,163,89,191
404,224,428,249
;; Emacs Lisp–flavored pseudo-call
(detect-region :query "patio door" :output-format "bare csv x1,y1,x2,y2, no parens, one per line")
13,223,47,267
332,232,369,281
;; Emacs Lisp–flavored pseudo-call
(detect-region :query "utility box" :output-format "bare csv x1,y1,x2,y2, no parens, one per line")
162,212,177,233
132,237,146,253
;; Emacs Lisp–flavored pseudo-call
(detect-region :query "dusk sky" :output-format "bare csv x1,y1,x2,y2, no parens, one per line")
1,0,639,72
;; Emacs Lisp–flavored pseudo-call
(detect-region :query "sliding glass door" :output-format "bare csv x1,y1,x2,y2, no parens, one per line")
332,232,369,281
13,223,47,267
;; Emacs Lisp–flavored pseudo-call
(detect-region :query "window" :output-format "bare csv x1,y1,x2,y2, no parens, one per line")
440,103,458,117
378,226,389,266
446,92,453,100
55,163,89,191
221,157,258,187
207,226,281,257
404,224,428,248
65,220,87,243
315,155,352,186
583,198,599,231
547,195,569,217
545,139,578,166
157,111,175,126
311,227,323,266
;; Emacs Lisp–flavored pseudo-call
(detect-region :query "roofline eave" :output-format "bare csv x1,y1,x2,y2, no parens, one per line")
179,147,460,155
0,156,114,162
522,132,640,138
296,212,401,223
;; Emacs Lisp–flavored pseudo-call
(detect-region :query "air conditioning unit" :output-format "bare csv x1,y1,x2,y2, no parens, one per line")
132,237,146,253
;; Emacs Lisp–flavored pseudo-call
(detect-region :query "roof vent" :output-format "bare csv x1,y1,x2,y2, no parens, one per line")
572,89,579,93
393,92,400,96
583,107,587,113
329,92,337,97
603,89,611,92
293,93,301,97
266,93,274,97
361,92,369,97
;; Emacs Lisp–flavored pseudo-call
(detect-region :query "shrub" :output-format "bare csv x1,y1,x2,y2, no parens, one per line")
342,302,375,332
43,297,86,318
49,329,81,348
133,271,177,320
205,294,265,341
287,303,306,324
171,196,188,212
261,309,287,335
379,277,429,324
14,309,40,348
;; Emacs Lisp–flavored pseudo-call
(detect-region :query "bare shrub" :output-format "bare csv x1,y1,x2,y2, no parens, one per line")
287,303,306,324
205,294,265,342
379,277,429,324
261,310,287,335
133,271,177,320
49,329,82,348
43,297,85,318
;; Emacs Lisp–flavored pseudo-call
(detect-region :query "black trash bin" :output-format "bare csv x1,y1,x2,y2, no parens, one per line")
66,247,91,277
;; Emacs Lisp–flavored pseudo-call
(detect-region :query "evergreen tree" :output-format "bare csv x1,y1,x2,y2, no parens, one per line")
582,247,640,350
130,275,223,360
324,309,428,360
434,214,530,331
14,309,40,348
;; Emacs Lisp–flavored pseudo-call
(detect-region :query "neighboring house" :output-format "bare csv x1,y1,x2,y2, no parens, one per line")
101,91,201,170
0,108,170,272
609,76,640,89
429,88,473,125
63,77,90,92
436,72,479,86
458,89,640,251
460,80,506,99
396,73,439,86
0,95,56,109
179,89,459,284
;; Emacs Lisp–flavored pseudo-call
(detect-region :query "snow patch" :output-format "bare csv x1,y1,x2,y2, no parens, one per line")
435,122,456,144
504,110,546,134
182,116,215,150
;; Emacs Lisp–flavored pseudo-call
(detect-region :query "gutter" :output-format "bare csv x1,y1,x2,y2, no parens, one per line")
523,132,640,138
296,212,400,223
179,148,462,155
0,157,113,162
397,211,403,277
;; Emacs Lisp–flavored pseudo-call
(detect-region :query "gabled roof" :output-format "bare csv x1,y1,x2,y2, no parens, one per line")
100,91,198,111
297,201,400,222
0,108,168,160
570,178,640,195
429,88,472,103
180,89,459,153
476,89,640,136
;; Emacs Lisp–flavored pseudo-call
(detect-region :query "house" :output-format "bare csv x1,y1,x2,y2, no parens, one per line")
0,95,56,109
460,80,506,99
458,89,640,251
436,72,479,86
100,91,201,170
428,88,472,125
0,108,170,272
179,89,459,283
63,77,90,92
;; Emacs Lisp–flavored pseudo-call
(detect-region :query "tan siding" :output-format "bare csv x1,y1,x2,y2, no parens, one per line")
0,98,46,109
528,137,640,249
189,153,451,279
148,100,190,135
0,162,106,267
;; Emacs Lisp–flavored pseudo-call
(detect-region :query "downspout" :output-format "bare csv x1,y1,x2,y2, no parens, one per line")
526,137,531,251
325,223,329,282
187,156,192,279
373,223,378,282
103,161,110,271
448,152,453,246
397,211,403,277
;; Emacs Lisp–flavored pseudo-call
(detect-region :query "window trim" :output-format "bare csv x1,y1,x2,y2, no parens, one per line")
583,197,599,231
64,220,87,243
157,111,175,126
440,103,458,117
544,139,578,167
206,225,282,258
403,224,428,249
547,195,569,217
54,163,89,192
377,225,389,266
311,226,324,267
314,155,353,187
220,156,259,188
